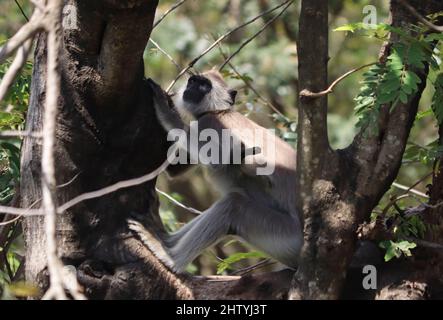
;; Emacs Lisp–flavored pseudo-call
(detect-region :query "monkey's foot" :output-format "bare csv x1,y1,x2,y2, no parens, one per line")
127,219,177,272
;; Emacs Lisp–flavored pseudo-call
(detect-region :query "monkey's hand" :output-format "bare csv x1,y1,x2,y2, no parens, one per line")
127,219,177,272
147,78,185,132
147,78,171,106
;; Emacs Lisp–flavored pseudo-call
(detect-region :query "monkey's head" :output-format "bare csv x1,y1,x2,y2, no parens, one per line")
175,70,237,118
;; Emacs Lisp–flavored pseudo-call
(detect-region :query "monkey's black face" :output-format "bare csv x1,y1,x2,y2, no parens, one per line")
183,75,213,104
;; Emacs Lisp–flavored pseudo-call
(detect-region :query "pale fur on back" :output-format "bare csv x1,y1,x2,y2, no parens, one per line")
173,70,233,119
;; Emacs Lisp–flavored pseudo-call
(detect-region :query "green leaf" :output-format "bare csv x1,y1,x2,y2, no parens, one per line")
379,241,399,262
333,23,366,33
216,251,267,274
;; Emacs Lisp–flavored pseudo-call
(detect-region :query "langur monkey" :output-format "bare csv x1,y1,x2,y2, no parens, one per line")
129,70,302,272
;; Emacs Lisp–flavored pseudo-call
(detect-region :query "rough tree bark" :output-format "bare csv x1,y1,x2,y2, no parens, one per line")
20,0,443,300
290,0,443,299
21,0,192,299
20,0,293,299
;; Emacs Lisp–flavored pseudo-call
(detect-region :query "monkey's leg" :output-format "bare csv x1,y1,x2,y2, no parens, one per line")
230,197,303,269
166,192,243,272
129,193,241,273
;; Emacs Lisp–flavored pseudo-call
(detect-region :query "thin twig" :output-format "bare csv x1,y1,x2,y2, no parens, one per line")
0,38,33,101
219,1,293,71
402,172,433,195
0,214,21,226
57,153,176,214
153,0,188,29
156,187,202,215
166,0,294,93
381,194,410,217
299,62,377,98
0,152,176,218
0,174,80,220
0,130,42,139
149,38,181,70
14,0,30,22
392,182,429,198
0,12,42,64
231,258,275,276
41,0,67,301
398,0,443,33
216,43,286,118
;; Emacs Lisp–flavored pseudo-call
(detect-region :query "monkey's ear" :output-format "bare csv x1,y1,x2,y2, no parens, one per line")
229,89,237,105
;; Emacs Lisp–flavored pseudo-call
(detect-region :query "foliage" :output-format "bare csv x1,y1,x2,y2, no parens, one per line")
0,56,31,297
338,23,442,132
336,17,443,262
404,140,443,166
379,240,417,262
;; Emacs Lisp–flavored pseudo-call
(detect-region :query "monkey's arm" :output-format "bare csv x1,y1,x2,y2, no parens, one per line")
147,78,188,132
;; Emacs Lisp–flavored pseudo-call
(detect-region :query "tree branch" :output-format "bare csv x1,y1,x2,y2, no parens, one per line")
299,62,376,98
152,0,188,29
347,0,442,204
216,44,286,118
0,39,33,102
0,11,42,64
166,0,294,93
218,0,294,71
40,0,71,301
398,0,443,32
149,38,181,70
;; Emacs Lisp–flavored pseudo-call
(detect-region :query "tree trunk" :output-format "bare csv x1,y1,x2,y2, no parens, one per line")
19,0,443,300
291,0,443,299
20,0,193,299
20,0,297,300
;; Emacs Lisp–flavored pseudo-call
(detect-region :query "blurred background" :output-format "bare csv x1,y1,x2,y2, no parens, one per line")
0,0,438,282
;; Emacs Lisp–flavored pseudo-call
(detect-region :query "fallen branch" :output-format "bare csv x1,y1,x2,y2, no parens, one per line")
58,155,174,213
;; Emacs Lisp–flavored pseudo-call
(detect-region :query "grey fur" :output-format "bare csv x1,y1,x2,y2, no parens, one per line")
132,73,302,272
